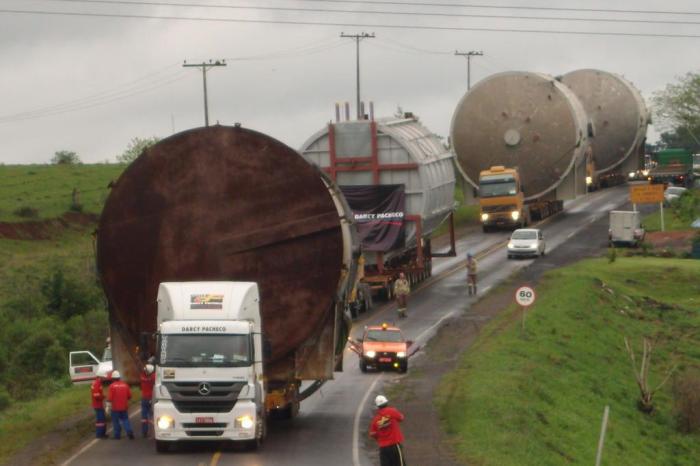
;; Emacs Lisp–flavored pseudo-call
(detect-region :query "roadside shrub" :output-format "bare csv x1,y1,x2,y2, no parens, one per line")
673,370,700,434
0,386,11,411
13,206,39,218
41,268,96,320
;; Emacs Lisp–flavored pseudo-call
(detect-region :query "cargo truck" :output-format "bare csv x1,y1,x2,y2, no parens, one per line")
451,72,588,232
154,282,266,451
649,148,693,186
96,125,358,426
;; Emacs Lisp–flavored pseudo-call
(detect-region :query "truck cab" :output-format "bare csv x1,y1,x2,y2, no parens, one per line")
349,323,412,373
153,282,266,452
478,166,525,231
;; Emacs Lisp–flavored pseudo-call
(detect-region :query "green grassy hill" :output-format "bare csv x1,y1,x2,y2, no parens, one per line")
0,164,125,222
438,257,700,466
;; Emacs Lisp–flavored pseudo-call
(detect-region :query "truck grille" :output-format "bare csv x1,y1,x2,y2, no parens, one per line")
482,204,517,213
186,430,224,437
377,351,396,358
164,381,246,413
182,422,228,428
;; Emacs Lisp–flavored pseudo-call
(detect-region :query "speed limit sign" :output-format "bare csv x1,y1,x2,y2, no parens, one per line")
515,286,536,307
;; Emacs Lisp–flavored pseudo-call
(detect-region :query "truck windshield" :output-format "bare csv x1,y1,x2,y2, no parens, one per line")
365,330,403,342
479,175,517,198
160,334,252,367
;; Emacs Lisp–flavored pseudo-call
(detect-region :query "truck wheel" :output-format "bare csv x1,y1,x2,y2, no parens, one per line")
155,440,172,453
399,361,408,373
482,225,490,233
359,359,367,373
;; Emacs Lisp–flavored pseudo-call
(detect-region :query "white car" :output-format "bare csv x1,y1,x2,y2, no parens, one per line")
507,228,546,259
68,346,113,384
664,186,686,205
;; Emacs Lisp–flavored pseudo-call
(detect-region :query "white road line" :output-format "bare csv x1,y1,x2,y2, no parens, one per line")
353,375,382,466
567,231,576,239
481,285,491,294
61,408,142,466
414,310,459,345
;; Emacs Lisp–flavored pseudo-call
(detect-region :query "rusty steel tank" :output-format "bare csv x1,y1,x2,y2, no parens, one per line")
97,125,357,383
559,69,649,176
450,71,588,201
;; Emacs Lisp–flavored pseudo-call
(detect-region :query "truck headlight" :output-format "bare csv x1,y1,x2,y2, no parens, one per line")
510,211,520,220
481,213,489,222
508,242,514,249
236,415,255,429
397,351,406,358
628,171,636,178
157,415,174,430
585,176,592,185
365,350,376,358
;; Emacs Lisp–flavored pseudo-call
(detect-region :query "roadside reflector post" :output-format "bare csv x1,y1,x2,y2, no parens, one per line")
660,202,665,232
514,286,536,333
595,405,610,466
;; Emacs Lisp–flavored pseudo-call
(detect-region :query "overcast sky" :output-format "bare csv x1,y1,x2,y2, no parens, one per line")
0,0,698,164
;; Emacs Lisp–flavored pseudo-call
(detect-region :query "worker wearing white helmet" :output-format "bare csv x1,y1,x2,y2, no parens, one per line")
140,363,156,437
107,370,134,439
369,395,407,466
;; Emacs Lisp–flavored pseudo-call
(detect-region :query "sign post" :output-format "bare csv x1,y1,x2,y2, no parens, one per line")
629,184,665,232
515,286,536,331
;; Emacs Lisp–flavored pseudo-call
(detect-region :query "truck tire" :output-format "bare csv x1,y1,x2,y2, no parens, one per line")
482,225,490,233
359,359,368,373
155,440,172,453
399,361,408,373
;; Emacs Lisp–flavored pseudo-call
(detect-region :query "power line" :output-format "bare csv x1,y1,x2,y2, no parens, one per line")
3,8,700,39
37,0,700,26
272,0,700,17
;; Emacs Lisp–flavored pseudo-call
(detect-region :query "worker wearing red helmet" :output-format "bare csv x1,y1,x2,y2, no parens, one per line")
140,364,156,437
107,370,134,440
90,375,107,439
369,395,407,466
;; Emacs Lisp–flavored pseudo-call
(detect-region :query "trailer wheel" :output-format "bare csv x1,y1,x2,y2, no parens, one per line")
359,359,367,373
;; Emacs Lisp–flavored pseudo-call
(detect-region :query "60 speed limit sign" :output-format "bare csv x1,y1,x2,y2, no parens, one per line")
515,286,536,307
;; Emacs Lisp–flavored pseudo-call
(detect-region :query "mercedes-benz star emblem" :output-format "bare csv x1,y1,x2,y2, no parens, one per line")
198,382,212,396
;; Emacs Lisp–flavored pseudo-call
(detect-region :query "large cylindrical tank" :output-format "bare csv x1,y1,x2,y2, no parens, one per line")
559,69,649,175
299,115,456,264
451,71,589,201
97,125,357,383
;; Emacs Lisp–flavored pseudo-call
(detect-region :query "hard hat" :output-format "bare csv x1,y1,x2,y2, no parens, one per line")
111,370,121,380
467,252,473,258
145,364,154,374
374,395,388,407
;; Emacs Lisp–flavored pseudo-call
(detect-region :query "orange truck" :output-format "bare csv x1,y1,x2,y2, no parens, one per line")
349,323,412,373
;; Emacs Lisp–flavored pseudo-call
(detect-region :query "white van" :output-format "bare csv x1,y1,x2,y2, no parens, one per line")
609,211,645,247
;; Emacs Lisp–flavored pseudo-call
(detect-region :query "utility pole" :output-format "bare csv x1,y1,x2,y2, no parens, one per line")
454,50,483,90
340,32,375,119
183,59,227,127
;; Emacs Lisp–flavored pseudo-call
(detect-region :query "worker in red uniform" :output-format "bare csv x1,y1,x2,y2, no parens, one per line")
107,370,134,440
140,364,155,437
369,395,407,466
90,375,107,439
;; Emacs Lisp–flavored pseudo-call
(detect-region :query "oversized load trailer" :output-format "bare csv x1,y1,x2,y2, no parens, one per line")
96,125,358,415
450,71,588,231
559,69,650,190
300,112,456,301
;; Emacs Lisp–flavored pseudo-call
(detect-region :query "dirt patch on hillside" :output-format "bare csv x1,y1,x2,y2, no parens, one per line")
0,212,98,240
645,230,696,251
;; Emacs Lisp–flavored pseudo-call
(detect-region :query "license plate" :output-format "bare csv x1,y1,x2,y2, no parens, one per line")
195,417,214,424
379,357,391,363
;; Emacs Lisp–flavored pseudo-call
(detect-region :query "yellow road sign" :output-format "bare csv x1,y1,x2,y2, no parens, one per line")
630,184,664,204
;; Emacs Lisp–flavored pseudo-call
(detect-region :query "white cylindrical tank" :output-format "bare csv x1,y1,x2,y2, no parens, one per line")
300,115,456,263
559,69,649,176
450,71,589,201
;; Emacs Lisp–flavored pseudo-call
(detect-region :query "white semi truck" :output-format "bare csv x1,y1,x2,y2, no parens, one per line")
153,282,266,452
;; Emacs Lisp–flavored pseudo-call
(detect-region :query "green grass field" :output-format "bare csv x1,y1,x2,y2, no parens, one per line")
0,164,125,222
643,188,700,232
438,257,700,466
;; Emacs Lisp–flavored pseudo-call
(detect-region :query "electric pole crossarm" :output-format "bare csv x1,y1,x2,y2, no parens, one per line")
183,60,227,127
454,50,484,90
341,32,375,119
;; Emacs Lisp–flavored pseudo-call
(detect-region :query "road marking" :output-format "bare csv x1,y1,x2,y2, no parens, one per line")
61,408,142,466
210,451,222,466
567,231,576,239
414,310,458,345
481,285,491,294
353,374,382,466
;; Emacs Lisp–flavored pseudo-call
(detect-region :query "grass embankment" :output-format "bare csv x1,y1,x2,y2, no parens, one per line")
434,183,480,237
438,257,700,466
643,188,700,232
0,164,124,222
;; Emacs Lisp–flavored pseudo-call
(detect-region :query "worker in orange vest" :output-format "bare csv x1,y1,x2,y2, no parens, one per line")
90,375,107,439
140,364,156,437
107,371,134,440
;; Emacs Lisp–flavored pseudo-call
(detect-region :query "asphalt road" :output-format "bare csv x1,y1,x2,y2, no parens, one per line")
61,185,632,466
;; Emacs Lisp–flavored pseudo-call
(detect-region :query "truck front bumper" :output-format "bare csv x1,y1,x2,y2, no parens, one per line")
154,400,259,442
